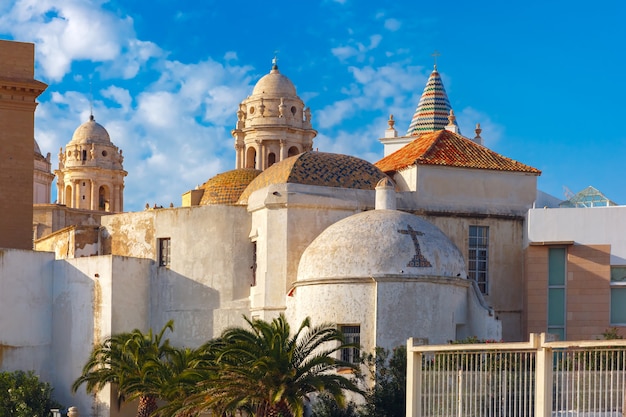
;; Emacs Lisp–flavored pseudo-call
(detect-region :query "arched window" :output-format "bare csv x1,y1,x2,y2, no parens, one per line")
288,146,299,157
246,147,257,169
98,185,110,211
268,152,276,167
65,184,72,206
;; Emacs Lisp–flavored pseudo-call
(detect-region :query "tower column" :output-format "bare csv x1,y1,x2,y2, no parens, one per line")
73,179,80,208
279,139,286,162
90,179,97,210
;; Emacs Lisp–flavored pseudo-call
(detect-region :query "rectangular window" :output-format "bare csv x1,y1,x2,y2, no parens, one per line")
548,248,566,340
610,267,626,325
339,325,360,364
158,238,171,267
468,226,489,294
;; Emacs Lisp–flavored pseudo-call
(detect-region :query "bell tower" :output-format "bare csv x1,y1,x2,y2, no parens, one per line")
55,114,127,212
232,59,317,170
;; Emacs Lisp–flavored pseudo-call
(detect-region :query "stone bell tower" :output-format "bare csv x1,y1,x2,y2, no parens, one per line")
232,59,317,171
55,114,126,212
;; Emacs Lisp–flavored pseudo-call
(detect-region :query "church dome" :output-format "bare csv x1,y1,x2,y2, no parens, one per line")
69,115,111,145
251,65,297,97
34,138,42,156
199,168,262,205
297,210,467,281
237,151,389,204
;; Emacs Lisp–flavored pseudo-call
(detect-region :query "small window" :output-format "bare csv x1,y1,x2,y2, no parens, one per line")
82,150,87,161
468,226,489,294
158,238,171,267
339,325,360,364
611,267,626,325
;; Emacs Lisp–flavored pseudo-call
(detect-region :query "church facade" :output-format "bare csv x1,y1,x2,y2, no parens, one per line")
0,38,580,416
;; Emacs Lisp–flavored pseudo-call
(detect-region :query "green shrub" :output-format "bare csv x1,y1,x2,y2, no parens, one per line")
0,370,63,417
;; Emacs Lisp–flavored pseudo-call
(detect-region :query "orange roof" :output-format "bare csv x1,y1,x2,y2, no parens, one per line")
375,130,541,175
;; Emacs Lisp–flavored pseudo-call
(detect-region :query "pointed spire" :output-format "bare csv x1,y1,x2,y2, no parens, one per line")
406,64,460,136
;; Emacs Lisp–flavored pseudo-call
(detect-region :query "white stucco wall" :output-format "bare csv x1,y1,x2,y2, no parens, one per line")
102,205,254,342
0,249,55,379
287,276,501,357
395,165,537,215
527,206,626,265
248,183,375,319
51,255,151,417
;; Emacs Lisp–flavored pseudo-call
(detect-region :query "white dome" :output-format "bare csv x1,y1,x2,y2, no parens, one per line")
70,115,111,145
298,210,466,281
251,67,297,97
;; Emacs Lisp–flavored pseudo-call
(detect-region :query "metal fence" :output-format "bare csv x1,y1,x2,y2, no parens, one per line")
406,334,626,417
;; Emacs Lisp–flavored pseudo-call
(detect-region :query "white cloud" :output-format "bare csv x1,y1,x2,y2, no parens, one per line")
0,0,160,81
331,34,383,63
101,86,132,111
316,63,427,130
384,18,401,31
456,106,504,146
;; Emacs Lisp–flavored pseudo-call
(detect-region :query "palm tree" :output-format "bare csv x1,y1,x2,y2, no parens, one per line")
72,320,176,417
177,314,363,417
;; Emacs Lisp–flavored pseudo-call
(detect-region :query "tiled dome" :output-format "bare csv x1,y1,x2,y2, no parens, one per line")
70,115,111,145
238,151,389,204
199,168,262,205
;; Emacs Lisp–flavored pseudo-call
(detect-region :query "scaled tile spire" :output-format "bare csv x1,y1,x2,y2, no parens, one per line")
407,66,460,136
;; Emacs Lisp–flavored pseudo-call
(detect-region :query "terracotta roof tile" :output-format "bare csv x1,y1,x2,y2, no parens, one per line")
199,168,262,205
238,151,389,204
375,130,541,175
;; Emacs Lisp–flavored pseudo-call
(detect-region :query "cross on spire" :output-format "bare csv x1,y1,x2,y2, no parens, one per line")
398,224,432,268
432,50,441,70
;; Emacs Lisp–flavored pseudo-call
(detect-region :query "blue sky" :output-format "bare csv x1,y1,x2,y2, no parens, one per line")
1,0,625,211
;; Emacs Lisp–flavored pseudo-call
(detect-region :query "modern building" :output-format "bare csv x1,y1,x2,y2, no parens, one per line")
525,187,626,340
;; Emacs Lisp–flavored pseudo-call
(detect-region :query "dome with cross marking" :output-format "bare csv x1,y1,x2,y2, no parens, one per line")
297,209,466,281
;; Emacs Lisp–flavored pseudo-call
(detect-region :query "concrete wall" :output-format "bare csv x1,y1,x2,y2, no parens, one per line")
51,255,151,417
247,183,374,319
426,215,525,341
396,165,537,216
33,204,103,240
527,206,626,265
0,249,55,378
287,276,501,356
34,225,100,259
102,205,253,340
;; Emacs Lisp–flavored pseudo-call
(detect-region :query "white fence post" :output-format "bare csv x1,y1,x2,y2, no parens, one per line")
407,338,427,417
534,333,553,417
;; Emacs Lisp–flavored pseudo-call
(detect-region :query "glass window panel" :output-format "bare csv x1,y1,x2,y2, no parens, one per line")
611,267,626,283
611,288,626,324
548,248,566,286
548,288,565,326
548,327,565,341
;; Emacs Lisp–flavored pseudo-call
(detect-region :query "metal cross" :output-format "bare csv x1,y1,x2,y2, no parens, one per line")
432,50,441,69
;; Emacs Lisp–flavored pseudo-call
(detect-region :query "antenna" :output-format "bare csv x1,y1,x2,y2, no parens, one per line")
89,75,94,118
